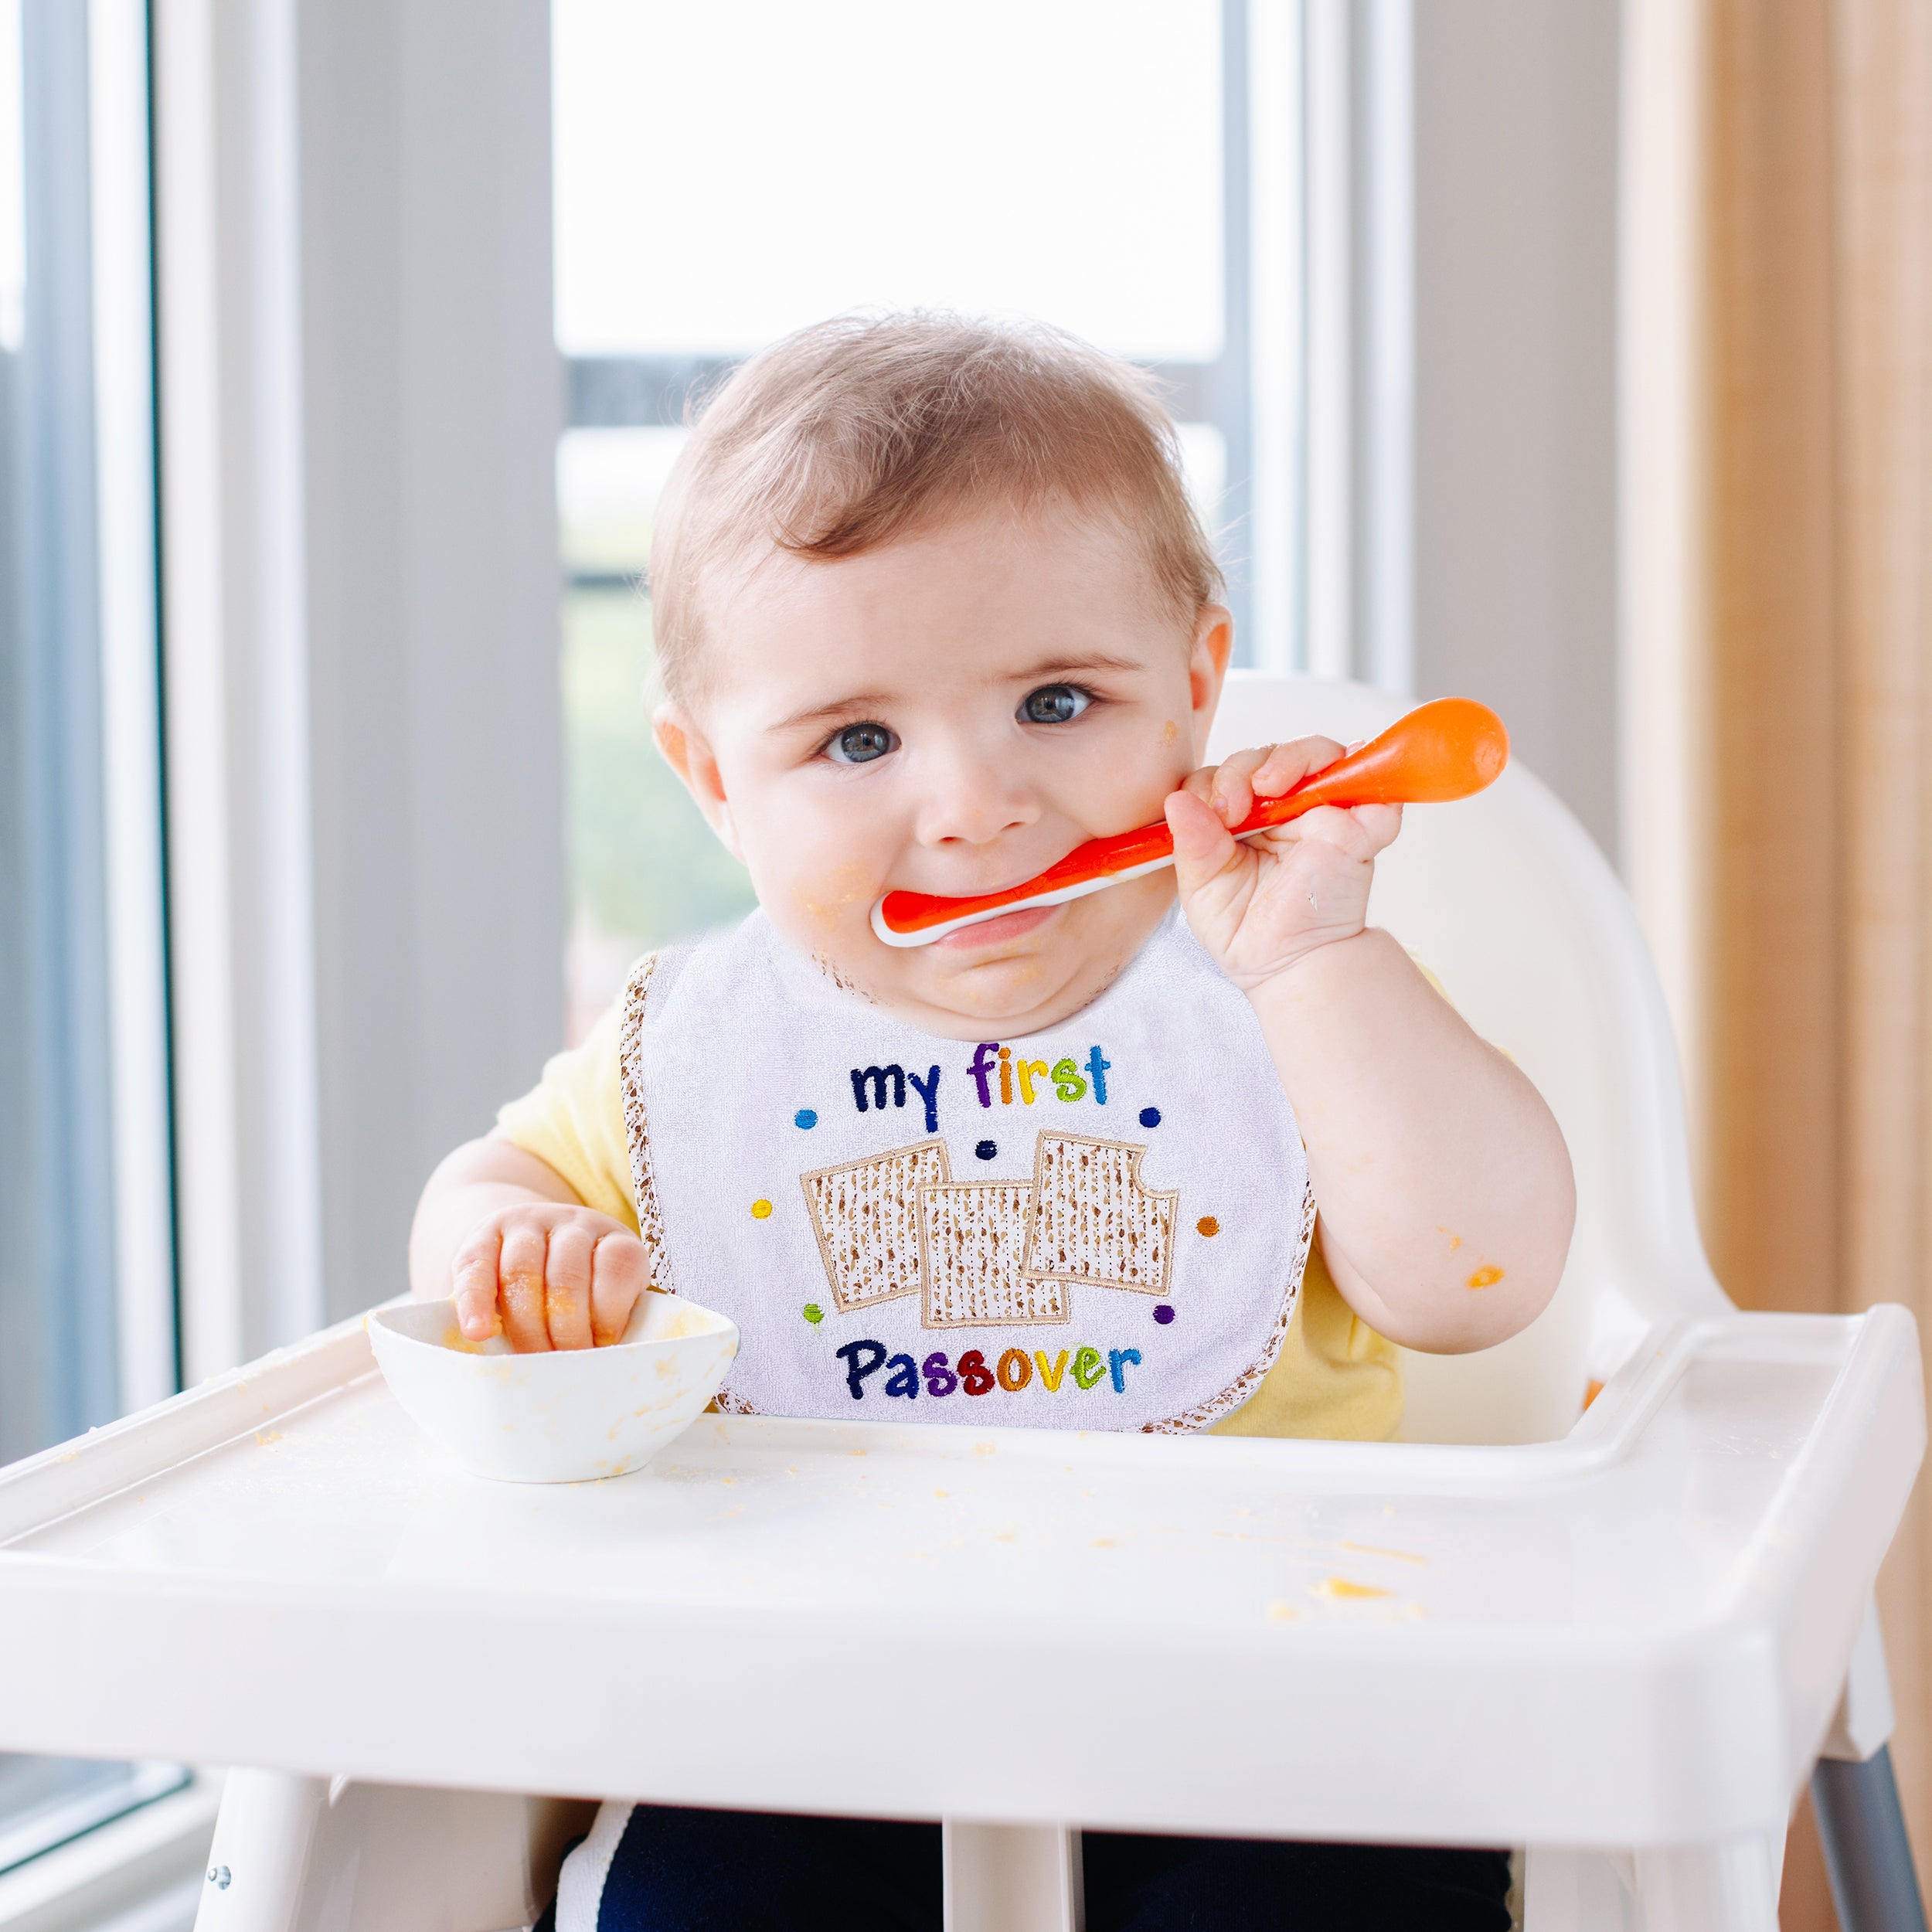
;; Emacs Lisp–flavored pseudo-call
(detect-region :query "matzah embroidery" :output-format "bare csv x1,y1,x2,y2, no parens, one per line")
801,1138,951,1312
917,1182,1070,1328
1022,1133,1178,1297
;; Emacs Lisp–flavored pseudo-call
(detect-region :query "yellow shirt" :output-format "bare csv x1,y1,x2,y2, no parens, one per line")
498,987,1403,1444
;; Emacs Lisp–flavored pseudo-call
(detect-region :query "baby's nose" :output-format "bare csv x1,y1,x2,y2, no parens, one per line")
915,750,1041,846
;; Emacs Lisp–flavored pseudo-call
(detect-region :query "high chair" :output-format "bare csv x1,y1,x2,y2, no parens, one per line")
1218,676,1927,1931
0,675,1921,1932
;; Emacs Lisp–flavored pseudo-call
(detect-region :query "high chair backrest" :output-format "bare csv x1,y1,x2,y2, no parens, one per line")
1206,674,1728,1444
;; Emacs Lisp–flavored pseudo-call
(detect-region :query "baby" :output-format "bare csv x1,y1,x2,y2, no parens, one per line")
411,315,1573,1932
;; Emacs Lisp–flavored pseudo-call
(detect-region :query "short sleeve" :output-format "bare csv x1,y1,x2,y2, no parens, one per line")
1209,948,1462,1442
1209,1240,1403,1441
495,991,638,1233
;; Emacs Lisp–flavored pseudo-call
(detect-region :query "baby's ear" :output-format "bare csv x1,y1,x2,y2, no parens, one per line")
1189,604,1235,756
652,704,743,860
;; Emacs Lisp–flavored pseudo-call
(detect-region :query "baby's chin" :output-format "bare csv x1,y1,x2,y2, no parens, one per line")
798,881,1174,1039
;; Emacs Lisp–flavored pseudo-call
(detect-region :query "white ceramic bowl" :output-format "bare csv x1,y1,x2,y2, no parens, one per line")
366,1291,738,1483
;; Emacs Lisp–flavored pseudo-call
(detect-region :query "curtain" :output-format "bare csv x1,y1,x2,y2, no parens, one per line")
1624,0,1932,1915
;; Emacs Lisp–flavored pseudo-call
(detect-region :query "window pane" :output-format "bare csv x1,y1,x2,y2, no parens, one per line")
553,1,1236,1033
554,0,1223,362
1,0,119,1466
560,427,758,1043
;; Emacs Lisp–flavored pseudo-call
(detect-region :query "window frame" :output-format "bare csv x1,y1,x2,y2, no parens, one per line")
0,0,184,1883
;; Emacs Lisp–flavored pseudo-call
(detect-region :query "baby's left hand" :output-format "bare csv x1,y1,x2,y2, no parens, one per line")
1165,738,1402,993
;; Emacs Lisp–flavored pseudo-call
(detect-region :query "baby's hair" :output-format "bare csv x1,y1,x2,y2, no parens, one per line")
648,311,1225,705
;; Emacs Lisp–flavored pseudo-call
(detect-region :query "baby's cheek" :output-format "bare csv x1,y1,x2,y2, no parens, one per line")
783,859,882,936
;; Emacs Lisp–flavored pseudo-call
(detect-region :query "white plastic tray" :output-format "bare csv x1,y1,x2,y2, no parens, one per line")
0,1305,1920,1853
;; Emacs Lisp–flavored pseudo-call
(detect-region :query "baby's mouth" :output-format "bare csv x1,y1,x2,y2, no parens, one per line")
930,903,1060,951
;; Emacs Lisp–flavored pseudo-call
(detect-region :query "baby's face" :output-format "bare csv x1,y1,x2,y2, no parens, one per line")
658,507,1230,1039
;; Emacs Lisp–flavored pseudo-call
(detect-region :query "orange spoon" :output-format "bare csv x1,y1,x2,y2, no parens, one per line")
870,696,1509,947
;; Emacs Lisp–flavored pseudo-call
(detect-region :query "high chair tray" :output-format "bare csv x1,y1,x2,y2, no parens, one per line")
0,1304,1919,1852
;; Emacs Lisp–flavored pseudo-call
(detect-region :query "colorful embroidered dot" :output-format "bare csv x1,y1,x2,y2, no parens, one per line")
1154,1304,1175,1325
1138,1106,1162,1128
975,1139,998,1162
1196,1215,1220,1237
750,1199,774,1219
802,1304,824,1325
794,1108,818,1129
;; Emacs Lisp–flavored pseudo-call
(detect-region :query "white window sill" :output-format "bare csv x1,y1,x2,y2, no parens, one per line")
0,1775,220,1932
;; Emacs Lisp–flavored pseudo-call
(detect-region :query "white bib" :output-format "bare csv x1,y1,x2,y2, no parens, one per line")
619,910,1312,1433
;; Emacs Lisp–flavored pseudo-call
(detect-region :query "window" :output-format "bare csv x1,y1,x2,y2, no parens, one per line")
551,0,1291,1038
0,0,182,1869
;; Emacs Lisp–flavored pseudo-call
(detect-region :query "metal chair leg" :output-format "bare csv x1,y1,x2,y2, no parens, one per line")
1813,1745,1928,1932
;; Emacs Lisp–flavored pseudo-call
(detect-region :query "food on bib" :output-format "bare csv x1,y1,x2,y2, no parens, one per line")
1023,1133,1178,1297
917,1181,1070,1328
801,1138,952,1311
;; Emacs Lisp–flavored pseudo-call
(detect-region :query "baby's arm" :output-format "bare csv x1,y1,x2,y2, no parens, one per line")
409,1137,648,1350
1168,740,1575,1352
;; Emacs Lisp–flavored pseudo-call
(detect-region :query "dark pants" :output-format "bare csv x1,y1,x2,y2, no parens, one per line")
567,1804,1513,1932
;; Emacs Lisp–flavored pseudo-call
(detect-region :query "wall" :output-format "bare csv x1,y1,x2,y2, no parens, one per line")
155,0,564,1361
298,0,565,1325
1412,0,1621,861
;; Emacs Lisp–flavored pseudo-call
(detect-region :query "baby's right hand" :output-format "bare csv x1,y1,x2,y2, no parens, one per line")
450,1204,648,1351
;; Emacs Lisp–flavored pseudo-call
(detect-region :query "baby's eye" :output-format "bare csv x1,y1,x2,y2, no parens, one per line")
823,721,898,765
1019,684,1092,726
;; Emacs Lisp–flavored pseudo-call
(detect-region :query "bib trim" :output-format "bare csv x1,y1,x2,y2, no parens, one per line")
616,950,672,1294
1147,1179,1313,1433
620,948,761,1417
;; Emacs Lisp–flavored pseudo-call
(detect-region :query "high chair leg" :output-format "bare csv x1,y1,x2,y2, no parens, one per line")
1520,1847,1641,1929
942,1821,1083,1932
1813,1748,1929,1932
193,1771,594,1932
1811,1600,1927,1931
193,1770,329,1932
1629,1836,1781,1932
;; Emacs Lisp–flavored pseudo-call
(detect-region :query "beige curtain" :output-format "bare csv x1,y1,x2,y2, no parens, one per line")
1624,0,1932,1917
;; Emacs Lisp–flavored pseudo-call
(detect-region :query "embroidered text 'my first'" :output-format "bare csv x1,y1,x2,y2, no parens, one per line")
849,1044,1113,1130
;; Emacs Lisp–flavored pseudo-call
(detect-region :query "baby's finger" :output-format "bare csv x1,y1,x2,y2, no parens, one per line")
451,1230,505,1340
590,1235,648,1345
498,1223,551,1352
1350,800,1403,854
1165,784,1242,888
1207,745,1274,828
543,1223,596,1351
1279,801,1383,865
1178,764,1219,808
1252,736,1345,800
